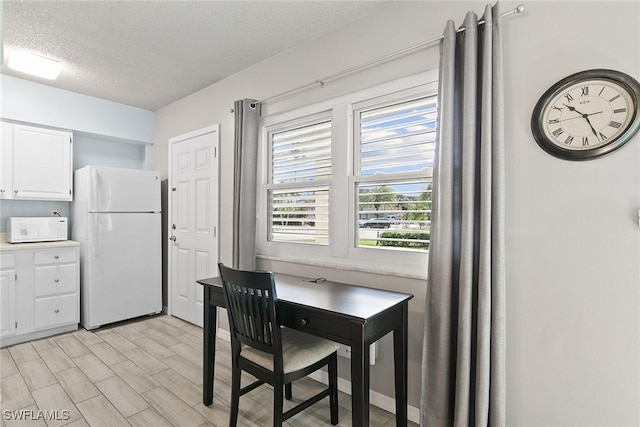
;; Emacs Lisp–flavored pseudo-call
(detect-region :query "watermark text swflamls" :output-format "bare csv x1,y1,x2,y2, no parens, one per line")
3,409,70,421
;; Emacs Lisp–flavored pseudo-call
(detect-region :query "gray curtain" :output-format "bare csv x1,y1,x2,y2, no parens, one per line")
232,99,261,271
421,4,505,426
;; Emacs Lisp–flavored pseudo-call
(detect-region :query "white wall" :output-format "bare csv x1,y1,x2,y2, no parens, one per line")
503,1,640,425
154,1,640,424
0,75,154,144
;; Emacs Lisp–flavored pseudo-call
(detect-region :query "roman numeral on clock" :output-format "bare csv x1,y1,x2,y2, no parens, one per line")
609,121,622,129
564,135,574,145
613,108,627,114
581,86,589,96
552,128,564,137
548,118,560,124
582,137,589,146
564,93,574,102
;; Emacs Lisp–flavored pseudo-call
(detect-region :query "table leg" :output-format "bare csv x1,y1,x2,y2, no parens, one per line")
350,325,370,427
393,303,408,426
203,286,217,405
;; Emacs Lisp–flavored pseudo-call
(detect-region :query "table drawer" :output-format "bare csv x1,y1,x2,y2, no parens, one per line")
34,264,78,297
34,248,77,265
280,305,352,344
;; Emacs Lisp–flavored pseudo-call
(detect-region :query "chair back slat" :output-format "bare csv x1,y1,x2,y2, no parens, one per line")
218,263,279,355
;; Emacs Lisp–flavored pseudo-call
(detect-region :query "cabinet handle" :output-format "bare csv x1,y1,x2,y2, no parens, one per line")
14,190,18,193
54,309,59,313
0,189,4,193
300,318,308,326
54,256,59,259
54,279,59,283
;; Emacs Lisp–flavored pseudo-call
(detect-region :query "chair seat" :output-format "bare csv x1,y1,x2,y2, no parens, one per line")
241,327,340,374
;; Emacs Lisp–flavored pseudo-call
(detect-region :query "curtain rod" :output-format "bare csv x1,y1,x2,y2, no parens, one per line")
252,4,525,107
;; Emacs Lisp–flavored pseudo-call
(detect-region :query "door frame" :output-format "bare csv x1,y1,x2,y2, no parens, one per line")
167,124,220,321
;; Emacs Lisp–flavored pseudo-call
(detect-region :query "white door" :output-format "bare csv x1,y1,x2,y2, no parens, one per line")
82,212,162,330
169,125,219,326
0,123,13,199
0,269,16,338
89,166,161,212
12,124,72,201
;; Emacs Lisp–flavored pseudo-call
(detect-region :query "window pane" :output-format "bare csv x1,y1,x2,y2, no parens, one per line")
359,97,436,175
357,180,431,251
269,187,329,245
272,121,331,184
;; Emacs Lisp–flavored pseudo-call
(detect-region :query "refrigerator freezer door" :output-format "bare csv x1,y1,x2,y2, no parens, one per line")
81,212,161,329
89,166,161,213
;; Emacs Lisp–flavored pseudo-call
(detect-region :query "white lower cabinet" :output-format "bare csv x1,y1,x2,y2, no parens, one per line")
0,253,17,339
0,244,79,347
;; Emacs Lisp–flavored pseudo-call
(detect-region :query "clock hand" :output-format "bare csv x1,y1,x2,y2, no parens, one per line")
563,103,587,116
559,111,603,122
585,111,603,117
584,115,600,139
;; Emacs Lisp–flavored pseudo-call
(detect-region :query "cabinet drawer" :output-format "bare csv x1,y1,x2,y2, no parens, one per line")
0,253,15,269
34,249,77,265
34,264,77,297
34,294,78,330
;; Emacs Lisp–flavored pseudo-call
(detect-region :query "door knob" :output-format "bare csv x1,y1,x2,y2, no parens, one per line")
169,236,176,241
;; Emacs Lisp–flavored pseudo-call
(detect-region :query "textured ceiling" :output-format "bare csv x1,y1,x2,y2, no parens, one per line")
2,0,387,111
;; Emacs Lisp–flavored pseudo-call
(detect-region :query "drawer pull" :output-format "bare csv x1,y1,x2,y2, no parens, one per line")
54,256,59,259
300,318,308,326
54,309,60,313
54,279,60,283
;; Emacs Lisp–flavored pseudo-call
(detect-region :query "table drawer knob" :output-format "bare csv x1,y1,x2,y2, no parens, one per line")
300,318,308,326
54,256,59,259
54,309,60,313
54,279,60,283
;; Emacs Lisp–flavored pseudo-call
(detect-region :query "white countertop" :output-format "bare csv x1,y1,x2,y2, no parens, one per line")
0,233,80,252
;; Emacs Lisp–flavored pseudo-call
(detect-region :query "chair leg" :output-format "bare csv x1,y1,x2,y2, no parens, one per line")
229,363,241,427
274,381,284,427
285,382,292,400
328,353,338,425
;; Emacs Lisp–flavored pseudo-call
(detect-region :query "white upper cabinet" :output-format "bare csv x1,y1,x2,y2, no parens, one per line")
0,123,13,199
1,123,73,201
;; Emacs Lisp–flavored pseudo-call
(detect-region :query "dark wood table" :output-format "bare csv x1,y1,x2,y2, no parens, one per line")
198,273,413,427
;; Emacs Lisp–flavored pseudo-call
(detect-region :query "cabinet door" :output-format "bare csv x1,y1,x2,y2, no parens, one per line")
0,123,13,199
0,269,17,338
12,124,72,201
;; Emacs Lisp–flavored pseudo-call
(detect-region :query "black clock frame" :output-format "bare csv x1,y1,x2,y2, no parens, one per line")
531,69,640,161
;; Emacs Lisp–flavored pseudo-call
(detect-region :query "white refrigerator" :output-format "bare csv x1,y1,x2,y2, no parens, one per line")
72,166,162,330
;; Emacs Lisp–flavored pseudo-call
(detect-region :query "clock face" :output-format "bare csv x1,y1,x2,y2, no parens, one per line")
532,70,640,160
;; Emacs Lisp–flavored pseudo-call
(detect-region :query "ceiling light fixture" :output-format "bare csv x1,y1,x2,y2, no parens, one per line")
8,51,61,80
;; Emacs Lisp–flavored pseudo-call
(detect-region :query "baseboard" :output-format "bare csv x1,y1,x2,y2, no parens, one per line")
216,328,420,424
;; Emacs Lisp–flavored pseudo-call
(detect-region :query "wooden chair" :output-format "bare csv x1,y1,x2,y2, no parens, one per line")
218,263,339,427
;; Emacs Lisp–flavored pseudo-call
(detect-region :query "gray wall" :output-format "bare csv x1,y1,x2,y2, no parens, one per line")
153,1,640,424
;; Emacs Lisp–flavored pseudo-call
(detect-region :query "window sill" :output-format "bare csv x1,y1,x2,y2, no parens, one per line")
256,253,428,281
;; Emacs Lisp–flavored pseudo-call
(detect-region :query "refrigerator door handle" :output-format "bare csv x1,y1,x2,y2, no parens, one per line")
91,214,99,257
90,168,98,212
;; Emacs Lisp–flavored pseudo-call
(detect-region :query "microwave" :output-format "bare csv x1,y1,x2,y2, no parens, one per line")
7,217,68,243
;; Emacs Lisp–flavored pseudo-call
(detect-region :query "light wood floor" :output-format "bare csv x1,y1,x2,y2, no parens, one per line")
0,315,416,426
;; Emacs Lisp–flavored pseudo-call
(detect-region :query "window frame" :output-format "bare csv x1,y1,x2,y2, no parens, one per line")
257,70,438,278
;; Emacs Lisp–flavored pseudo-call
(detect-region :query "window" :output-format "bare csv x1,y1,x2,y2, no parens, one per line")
267,117,331,245
258,71,438,277
354,96,436,252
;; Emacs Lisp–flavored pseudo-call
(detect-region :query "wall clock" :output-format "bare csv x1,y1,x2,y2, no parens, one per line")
531,69,640,160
